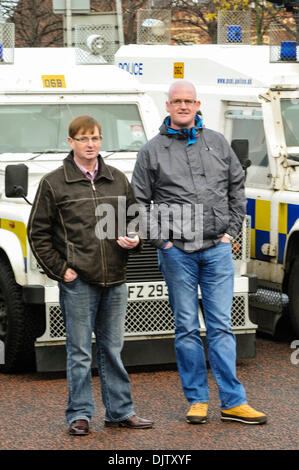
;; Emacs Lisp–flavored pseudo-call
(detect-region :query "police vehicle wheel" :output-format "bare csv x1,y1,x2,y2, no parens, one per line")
287,256,299,337
0,256,35,373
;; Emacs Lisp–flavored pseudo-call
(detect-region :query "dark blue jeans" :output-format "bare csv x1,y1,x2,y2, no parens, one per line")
158,242,247,409
59,278,134,424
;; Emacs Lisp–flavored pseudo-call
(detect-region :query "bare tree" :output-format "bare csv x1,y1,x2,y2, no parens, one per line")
92,0,117,11
250,0,293,44
92,0,147,44
0,1,18,18
2,0,294,48
8,0,148,47
170,0,287,44
11,0,63,47
170,0,219,43
121,0,147,44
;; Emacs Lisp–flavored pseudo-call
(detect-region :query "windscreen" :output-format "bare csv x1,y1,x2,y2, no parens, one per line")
281,99,299,147
0,103,147,153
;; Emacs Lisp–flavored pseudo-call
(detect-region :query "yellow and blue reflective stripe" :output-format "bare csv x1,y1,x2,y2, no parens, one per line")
247,198,299,264
0,218,27,272
278,202,299,264
247,198,271,261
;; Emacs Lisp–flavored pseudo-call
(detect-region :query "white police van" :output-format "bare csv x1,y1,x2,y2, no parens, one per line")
0,45,255,373
116,42,299,338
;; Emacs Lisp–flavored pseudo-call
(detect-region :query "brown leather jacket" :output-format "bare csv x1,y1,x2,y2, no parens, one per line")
28,152,140,286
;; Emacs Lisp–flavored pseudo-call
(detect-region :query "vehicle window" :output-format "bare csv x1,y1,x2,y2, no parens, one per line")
0,104,147,153
281,99,299,147
225,109,268,167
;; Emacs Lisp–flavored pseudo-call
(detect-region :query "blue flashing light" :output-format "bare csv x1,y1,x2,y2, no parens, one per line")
227,25,242,43
280,40,297,61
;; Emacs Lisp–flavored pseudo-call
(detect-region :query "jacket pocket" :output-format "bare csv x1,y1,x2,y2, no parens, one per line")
213,204,229,234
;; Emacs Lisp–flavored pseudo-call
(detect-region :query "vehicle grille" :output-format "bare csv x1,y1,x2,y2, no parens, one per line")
35,217,255,344
126,241,163,282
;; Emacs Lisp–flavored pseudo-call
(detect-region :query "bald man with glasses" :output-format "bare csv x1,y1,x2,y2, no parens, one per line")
132,81,267,426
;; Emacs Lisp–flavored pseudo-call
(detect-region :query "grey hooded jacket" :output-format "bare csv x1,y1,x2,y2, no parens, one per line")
131,120,246,253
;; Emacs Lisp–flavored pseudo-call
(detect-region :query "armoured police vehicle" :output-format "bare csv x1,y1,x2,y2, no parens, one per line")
0,44,255,373
116,41,299,338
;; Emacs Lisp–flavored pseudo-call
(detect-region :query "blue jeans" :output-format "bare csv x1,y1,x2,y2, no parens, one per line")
59,278,134,424
158,242,247,409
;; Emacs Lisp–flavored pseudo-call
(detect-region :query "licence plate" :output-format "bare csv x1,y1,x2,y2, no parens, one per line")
127,282,168,300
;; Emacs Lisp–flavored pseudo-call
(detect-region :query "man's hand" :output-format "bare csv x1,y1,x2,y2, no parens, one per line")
117,235,140,250
64,268,78,282
162,241,173,249
221,235,231,243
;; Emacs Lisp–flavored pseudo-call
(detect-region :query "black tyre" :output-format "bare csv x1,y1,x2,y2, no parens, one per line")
287,256,299,338
0,256,35,372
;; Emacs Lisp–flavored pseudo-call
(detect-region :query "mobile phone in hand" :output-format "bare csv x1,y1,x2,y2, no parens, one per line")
127,232,137,238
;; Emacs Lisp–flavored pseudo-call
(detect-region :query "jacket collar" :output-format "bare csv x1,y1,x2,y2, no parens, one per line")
63,151,114,183
159,115,203,148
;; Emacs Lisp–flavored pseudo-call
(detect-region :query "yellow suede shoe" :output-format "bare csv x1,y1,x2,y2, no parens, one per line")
186,403,208,424
221,404,267,424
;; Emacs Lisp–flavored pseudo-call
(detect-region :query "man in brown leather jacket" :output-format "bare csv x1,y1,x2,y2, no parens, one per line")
28,115,153,435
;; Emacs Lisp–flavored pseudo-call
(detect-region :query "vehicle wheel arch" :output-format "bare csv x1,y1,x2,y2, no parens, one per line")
0,229,26,285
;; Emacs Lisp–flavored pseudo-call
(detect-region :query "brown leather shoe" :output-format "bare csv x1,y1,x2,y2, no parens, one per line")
105,414,154,429
69,419,90,436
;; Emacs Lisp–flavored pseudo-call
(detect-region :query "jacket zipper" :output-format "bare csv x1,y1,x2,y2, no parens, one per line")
91,179,108,285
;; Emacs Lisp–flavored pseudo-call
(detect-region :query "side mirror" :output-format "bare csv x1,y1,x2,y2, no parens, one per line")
231,139,251,170
5,164,28,198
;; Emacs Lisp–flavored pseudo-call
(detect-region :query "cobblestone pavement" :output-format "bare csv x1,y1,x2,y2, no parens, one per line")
0,334,298,452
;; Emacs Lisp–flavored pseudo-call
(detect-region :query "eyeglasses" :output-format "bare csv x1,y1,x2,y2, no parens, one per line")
72,136,102,143
169,99,197,106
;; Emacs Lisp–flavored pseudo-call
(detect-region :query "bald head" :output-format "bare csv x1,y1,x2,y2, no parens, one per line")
166,80,200,129
168,81,197,101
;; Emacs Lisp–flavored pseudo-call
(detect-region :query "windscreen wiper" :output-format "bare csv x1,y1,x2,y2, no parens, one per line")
28,150,67,160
